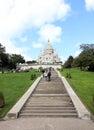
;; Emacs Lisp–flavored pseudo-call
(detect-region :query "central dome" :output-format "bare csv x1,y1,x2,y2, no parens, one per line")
44,40,53,51
44,43,53,50
38,40,61,64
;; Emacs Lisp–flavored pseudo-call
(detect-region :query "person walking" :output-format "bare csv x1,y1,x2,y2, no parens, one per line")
47,70,51,81
41,69,45,77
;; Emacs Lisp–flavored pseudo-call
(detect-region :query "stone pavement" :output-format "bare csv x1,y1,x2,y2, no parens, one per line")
0,117,94,130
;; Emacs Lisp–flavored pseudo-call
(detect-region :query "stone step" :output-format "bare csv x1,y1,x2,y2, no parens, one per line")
19,69,78,118
21,109,77,113
23,106,76,110
28,97,72,101
27,102,72,105
26,97,72,102
20,112,78,118
32,94,69,97
28,100,71,103
24,104,74,107
26,100,73,104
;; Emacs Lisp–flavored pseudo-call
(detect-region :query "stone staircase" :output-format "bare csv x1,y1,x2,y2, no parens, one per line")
19,70,78,118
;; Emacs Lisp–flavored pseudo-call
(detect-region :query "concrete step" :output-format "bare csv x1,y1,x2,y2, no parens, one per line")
19,69,78,118
22,106,76,110
32,94,69,97
27,98,72,101
27,100,72,104
26,102,72,106
20,112,78,118
21,109,77,113
24,104,74,107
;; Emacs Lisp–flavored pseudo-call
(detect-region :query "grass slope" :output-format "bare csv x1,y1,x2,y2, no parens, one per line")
0,70,41,118
60,68,94,115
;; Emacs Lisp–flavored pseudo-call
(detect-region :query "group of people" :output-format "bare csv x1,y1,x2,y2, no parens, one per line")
42,68,51,81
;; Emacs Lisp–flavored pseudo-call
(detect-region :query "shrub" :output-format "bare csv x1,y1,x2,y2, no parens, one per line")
30,74,37,80
66,73,72,79
0,91,5,108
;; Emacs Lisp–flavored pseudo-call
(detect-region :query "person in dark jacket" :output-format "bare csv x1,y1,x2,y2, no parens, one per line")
47,70,51,81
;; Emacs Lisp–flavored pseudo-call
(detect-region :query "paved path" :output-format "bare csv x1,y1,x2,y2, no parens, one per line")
0,117,94,130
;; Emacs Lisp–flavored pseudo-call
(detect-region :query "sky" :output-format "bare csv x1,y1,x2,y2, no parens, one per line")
0,0,94,62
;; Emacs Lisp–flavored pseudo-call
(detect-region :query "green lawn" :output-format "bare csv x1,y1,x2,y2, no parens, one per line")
60,68,94,115
0,70,41,118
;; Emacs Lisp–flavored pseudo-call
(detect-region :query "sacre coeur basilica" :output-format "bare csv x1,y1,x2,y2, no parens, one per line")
18,40,62,70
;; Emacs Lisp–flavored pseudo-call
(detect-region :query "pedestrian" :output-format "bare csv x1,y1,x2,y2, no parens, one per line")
41,69,45,77
44,71,47,80
47,70,51,81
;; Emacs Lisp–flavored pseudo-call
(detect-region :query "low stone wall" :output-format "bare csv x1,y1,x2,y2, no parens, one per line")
17,63,62,70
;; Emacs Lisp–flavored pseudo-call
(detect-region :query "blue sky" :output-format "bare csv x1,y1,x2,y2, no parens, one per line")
0,0,94,62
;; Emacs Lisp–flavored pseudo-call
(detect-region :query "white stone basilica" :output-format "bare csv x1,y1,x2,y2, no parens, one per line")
18,40,62,70
38,40,61,64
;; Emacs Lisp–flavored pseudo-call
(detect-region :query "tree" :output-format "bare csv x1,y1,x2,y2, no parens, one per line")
63,56,74,68
73,44,94,71
10,54,25,69
0,43,8,72
80,44,94,71
0,43,5,54
11,54,25,63
72,57,80,68
0,53,9,68
26,60,37,64
0,43,26,70
80,44,94,50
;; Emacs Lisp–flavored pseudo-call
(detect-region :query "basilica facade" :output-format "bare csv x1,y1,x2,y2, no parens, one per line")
18,40,62,70
38,40,61,64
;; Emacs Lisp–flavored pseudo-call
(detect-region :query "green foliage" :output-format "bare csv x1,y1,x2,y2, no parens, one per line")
72,44,94,71
0,43,25,70
60,68,94,114
30,74,37,80
79,48,94,71
0,43,5,54
66,73,72,78
64,44,94,71
80,44,94,50
63,56,74,68
26,60,37,64
11,54,25,64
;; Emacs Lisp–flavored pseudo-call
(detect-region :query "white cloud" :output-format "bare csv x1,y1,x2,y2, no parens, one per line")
20,37,28,43
0,0,70,39
85,0,94,11
22,54,33,61
32,43,43,48
0,0,70,60
74,50,81,57
39,24,63,43
1,39,29,55
28,0,71,26
60,55,67,63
